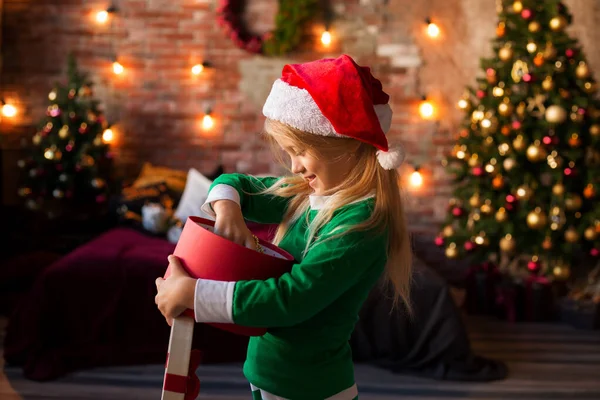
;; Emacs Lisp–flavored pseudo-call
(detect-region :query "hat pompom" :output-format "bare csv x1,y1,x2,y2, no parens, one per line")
376,145,406,170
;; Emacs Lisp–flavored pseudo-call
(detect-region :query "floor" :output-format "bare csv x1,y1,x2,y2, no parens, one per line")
1,317,599,399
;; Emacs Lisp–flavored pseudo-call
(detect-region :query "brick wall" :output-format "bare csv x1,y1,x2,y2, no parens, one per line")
1,0,600,234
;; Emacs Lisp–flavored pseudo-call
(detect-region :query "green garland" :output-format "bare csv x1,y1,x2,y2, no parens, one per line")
216,0,319,56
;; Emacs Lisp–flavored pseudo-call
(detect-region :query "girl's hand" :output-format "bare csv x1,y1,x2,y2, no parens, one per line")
212,199,257,250
155,255,196,326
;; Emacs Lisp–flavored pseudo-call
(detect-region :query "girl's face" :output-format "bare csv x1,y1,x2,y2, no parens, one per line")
274,135,356,195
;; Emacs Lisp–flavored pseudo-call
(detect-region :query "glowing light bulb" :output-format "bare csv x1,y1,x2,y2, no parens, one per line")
202,113,214,130
96,10,109,24
457,99,469,109
409,169,424,188
102,128,114,143
321,31,332,46
2,103,17,118
426,22,440,38
113,61,124,75
192,64,204,75
419,99,435,119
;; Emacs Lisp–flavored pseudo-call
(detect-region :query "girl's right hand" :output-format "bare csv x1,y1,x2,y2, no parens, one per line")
212,199,257,250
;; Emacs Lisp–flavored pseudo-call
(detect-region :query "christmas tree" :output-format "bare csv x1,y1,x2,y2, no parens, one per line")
438,0,600,286
18,54,112,216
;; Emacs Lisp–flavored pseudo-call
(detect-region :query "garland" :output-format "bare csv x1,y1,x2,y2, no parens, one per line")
216,0,319,56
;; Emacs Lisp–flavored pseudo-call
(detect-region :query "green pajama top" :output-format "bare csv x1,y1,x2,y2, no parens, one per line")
201,173,388,399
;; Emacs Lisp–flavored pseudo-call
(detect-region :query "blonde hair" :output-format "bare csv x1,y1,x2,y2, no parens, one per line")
259,119,412,310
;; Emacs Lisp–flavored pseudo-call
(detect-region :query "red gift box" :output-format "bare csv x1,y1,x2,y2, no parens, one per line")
164,216,295,336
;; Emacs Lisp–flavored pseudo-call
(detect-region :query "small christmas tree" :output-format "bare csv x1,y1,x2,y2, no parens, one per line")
18,54,112,216
438,0,600,288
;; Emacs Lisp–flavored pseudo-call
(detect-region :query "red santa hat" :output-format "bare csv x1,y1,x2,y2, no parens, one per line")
262,54,405,170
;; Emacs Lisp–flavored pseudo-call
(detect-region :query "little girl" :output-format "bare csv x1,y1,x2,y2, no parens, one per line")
155,54,412,399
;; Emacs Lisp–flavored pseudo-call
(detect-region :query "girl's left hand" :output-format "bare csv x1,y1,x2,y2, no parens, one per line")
155,255,197,326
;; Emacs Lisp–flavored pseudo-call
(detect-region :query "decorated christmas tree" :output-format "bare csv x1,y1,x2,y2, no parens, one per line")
438,0,600,290
18,54,112,216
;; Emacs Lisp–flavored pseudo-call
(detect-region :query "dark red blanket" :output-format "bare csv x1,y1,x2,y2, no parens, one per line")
4,225,275,381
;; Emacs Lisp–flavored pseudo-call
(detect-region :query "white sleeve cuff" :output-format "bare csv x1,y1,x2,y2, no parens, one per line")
200,184,241,217
194,279,235,323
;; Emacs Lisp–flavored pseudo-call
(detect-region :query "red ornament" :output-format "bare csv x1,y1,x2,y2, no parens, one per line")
505,203,514,211
527,259,541,273
565,48,575,58
476,90,486,99
578,107,586,115
464,241,475,251
542,136,552,145
434,236,444,247
472,166,484,176
564,167,573,176
452,207,464,217
591,248,600,257
506,194,516,203
521,9,533,19
512,121,522,130
96,194,107,203
522,73,533,82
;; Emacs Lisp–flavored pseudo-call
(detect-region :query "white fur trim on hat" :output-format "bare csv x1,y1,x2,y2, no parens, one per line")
377,144,406,170
262,79,392,137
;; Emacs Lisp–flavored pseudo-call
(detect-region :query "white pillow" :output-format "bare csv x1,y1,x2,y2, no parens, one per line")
174,168,214,223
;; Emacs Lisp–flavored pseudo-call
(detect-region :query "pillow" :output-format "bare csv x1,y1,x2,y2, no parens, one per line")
115,182,177,229
131,162,188,194
173,168,214,223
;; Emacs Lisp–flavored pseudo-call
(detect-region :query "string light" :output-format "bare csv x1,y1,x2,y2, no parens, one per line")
321,30,332,46
102,128,114,143
96,5,118,24
419,96,435,119
425,18,440,38
409,166,424,188
191,61,212,76
202,109,214,130
112,59,124,75
1,100,17,118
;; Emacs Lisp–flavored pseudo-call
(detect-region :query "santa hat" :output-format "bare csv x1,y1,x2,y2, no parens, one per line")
262,54,405,170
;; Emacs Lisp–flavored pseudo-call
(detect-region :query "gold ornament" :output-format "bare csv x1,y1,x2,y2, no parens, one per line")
565,194,582,211
481,203,494,215
584,184,596,199
550,206,566,231
549,15,568,31
511,60,529,82
498,100,513,117
564,226,579,243
576,61,590,79
526,141,547,162
445,243,458,259
468,154,480,167
81,155,95,167
552,183,565,196
512,1,523,13
527,207,547,229
469,193,482,208
499,45,514,62
33,134,42,146
528,21,541,32
516,185,533,200
542,236,553,250
500,234,516,253
544,43,557,59
526,41,537,54
590,124,600,137
503,157,516,171
516,102,527,118
496,207,508,222
93,136,103,146
527,94,547,117
545,105,567,124
553,262,571,281
18,187,32,197
48,90,57,101
542,76,554,91
59,125,69,139
555,60,565,72
584,227,598,241
443,225,455,237
513,134,527,151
